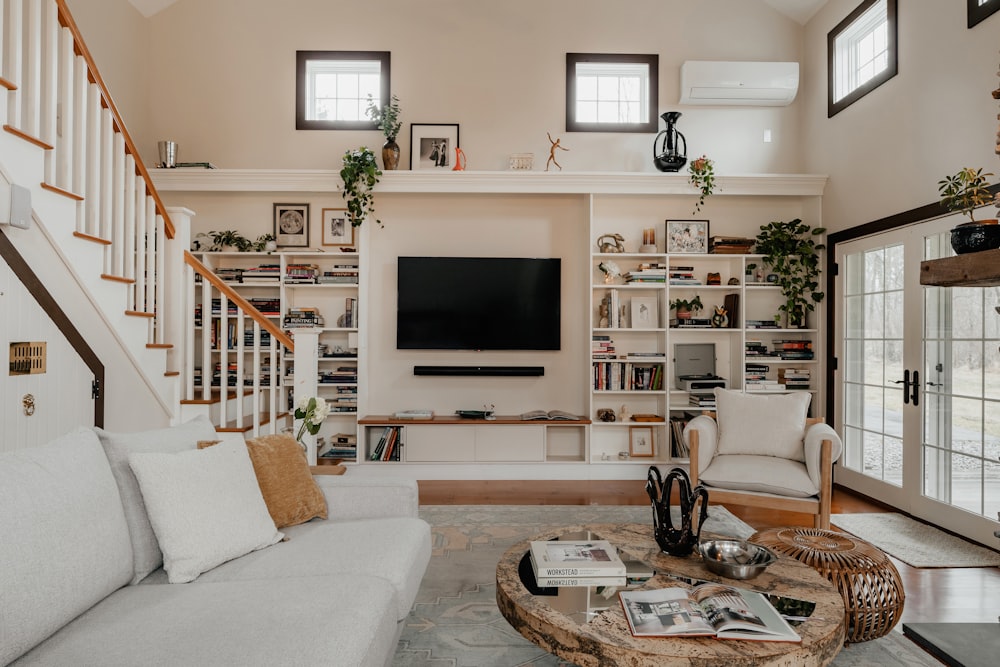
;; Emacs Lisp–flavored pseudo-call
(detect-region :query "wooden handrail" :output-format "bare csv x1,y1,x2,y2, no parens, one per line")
184,252,295,353
55,0,174,239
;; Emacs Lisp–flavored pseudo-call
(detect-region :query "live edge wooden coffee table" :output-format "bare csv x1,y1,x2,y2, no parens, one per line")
496,524,846,667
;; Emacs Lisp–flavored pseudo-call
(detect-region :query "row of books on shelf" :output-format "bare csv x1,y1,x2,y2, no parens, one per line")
319,433,358,460
370,426,402,461
670,417,690,458
708,235,756,254
600,290,625,328
319,367,358,384
208,320,275,349
745,368,812,391
337,298,358,328
286,263,359,285
624,263,666,284
746,339,814,360
593,362,664,391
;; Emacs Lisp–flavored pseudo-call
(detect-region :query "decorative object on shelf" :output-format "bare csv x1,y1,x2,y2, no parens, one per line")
597,233,625,253
669,295,703,320
652,111,687,172
410,123,459,170
711,305,728,328
366,94,402,170
596,408,616,422
629,425,654,457
950,220,1000,254
598,260,621,283
252,234,277,253
273,203,310,247
640,227,657,253
688,155,716,214
706,272,721,285
619,404,630,422
749,218,826,328
937,167,999,254
630,295,658,329
157,140,178,168
293,395,330,451
727,277,740,285
508,153,534,170
451,147,467,171
321,208,354,246
340,148,382,227
665,219,709,254
646,466,709,557
545,131,569,171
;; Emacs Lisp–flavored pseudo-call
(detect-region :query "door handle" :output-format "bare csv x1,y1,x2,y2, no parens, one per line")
892,370,911,405
910,370,919,407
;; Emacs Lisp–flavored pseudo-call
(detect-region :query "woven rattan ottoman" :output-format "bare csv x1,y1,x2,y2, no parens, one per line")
750,527,905,643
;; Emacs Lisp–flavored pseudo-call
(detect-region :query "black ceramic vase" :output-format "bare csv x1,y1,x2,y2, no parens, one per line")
646,466,709,556
653,111,687,173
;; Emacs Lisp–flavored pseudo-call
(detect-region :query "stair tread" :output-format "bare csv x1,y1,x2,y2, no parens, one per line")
3,124,54,150
180,388,254,405
73,231,112,246
216,411,290,433
41,182,84,201
124,310,155,318
102,273,136,284
0,76,16,90
146,343,173,349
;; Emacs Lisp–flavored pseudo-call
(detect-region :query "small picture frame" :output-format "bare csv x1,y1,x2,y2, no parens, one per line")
630,296,659,329
274,203,309,248
322,208,353,247
666,219,709,254
629,426,655,457
410,123,460,170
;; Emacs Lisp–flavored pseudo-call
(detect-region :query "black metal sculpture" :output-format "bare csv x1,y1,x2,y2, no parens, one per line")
646,466,709,557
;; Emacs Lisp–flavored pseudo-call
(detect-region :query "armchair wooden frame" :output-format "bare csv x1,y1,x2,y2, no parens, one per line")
688,417,836,530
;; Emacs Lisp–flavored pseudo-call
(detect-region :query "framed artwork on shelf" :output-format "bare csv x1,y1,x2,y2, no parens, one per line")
629,425,655,457
665,219,709,254
410,123,459,170
630,295,659,329
322,208,353,246
274,203,310,247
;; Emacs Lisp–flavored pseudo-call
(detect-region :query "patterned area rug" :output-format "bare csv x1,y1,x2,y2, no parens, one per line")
392,505,939,667
832,512,1000,568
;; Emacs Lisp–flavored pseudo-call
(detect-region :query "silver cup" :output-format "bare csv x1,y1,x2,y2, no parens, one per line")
157,141,178,168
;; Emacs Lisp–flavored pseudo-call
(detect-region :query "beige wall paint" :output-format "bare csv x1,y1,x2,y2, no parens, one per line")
138,0,804,173
801,1,1000,232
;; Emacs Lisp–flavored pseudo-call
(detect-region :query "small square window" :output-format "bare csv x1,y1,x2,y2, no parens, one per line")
566,54,658,133
296,51,390,130
827,0,897,118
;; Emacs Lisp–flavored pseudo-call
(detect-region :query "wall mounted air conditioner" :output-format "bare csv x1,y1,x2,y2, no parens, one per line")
679,61,799,106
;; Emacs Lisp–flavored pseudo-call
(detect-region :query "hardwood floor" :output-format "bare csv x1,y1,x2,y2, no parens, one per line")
418,480,1000,627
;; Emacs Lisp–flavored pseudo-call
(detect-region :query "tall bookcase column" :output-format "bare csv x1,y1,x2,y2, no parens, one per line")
291,328,320,464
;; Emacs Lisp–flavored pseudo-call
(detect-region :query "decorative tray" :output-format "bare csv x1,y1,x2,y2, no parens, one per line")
631,414,665,422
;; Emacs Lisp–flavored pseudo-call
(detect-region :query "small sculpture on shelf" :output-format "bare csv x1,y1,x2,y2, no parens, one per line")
545,131,569,171
598,259,621,284
597,234,626,253
711,305,728,328
597,408,616,422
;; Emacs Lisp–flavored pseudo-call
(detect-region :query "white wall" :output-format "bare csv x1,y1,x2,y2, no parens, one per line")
801,1,1000,232
130,0,804,174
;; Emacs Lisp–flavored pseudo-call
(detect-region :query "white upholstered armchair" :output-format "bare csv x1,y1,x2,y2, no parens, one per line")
683,388,844,529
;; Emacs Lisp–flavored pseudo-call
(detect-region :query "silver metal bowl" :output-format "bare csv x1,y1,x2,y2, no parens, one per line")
698,539,778,580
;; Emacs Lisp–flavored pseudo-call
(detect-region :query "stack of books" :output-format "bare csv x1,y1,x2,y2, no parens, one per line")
745,362,770,382
744,340,774,358
708,235,756,254
283,307,324,328
779,367,812,389
624,263,666,283
592,334,616,359
317,264,359,284
776,340,814,360
689,391,717,408
284,263,319,284
320,433,358,460
745,319,781,329
669,265,701,285
529,539,627,587
214,267,243,283
241,264,281,284
247,297,280,316
745,379,785,392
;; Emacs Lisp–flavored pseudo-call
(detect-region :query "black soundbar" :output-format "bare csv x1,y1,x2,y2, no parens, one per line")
413,365,544,377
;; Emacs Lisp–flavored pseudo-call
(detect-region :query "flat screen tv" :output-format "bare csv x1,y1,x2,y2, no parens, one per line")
397,256,561,350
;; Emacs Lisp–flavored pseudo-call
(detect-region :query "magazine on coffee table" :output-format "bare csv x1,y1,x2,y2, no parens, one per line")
619,583,801,642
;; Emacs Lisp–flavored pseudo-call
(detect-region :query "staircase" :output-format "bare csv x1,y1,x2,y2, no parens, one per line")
1,0,308,446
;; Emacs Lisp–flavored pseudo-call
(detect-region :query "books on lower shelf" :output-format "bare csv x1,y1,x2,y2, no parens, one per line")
369,425,402,461
619,584,801,642
529,539,627,579
519,409,580,421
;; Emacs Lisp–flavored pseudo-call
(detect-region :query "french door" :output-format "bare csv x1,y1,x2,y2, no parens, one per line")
834,216,1000,547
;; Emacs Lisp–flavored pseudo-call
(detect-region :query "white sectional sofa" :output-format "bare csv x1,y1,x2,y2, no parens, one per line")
0,417,431,667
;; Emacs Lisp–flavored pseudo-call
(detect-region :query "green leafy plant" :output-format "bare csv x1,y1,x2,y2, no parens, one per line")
366,94,402,140
340,147,383,227
938,167,995,222
688,155,716,215
669,295,703,318
251,233,275,252
208,230,251,252
750,218,826,327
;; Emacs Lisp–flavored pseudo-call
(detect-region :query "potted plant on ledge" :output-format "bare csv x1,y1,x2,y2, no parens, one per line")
750,218,825,328
670,295,703,322
689,155,716,215
937,167,999,254
366,94,402,170
340,147,383,228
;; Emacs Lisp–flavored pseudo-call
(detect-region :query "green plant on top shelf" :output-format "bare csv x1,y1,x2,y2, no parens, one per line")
938,167,995,223
208,230,252,252
340,147,383,227
366,94,402,140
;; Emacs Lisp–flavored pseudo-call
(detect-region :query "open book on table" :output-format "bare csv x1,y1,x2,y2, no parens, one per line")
619,583,801,642
519,409,580,421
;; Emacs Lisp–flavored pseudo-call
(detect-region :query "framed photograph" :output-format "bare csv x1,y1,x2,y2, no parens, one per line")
410,123,459,170
666,219,709,254
630,296,659,329
322,208,353,247
629,426,655,458
274,203,309,247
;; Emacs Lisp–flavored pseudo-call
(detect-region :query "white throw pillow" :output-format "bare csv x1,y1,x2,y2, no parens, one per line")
128,438,283,583
715,388,811,461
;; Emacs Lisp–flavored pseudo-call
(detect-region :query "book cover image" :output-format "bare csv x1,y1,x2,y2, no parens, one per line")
529,540,627,578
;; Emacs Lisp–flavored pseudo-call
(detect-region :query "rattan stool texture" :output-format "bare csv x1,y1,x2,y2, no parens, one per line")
750,527,905,644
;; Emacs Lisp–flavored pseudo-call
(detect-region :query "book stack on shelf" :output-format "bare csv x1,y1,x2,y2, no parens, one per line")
745,340,777,359
241,264,281,284
671,318,713,329
320,432,358,461
370,426,402,461
337,298,358,328
708,236,756,254
745,378,784,392
317,264,359,284
529,539,627,587
776,340,814,360
319,367,357,385
329,385,358,412
210,298,239,317
778,368,811,389
624,263,666,284
745,362,770,382
746,319,781,330
669,265,701,285
670,417,691,458
283,307,324,328
592,334,616,359
213,267,243,283
593,362,664,391
247,297,280,316
689,389,717,408
285,263,319,284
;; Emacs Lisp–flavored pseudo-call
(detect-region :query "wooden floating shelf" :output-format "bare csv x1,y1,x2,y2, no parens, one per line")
919,248,1000,287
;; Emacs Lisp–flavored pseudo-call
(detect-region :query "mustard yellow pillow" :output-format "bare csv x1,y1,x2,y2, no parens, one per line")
201,435,328,528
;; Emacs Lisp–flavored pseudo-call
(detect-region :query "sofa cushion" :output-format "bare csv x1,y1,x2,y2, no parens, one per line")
715,388,812,461
96,415,219,583
700,454,819,498
129,438,283,583
12,575,399,667
0,429,133,666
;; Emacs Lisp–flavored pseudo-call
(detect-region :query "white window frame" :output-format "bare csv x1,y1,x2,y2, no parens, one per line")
296,51,390,130
566,53,658,133
827,0,897,118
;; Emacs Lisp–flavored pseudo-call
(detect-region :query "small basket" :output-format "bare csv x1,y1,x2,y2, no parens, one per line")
508,153,534,170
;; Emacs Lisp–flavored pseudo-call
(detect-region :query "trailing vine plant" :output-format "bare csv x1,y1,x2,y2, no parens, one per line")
749,218,826,327
340,147,383,227
688,155,716,215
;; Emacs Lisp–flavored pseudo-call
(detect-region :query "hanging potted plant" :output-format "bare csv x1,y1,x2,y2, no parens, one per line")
688,155,716,215
937,167,999,254
669,295,703,321
749,218,825,328
366,94,402,170
340,147,383,227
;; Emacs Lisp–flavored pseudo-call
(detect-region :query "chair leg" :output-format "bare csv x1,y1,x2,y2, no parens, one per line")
816,438,833,530
688,429,700,486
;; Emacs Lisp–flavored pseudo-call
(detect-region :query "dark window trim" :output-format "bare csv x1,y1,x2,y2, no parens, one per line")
827,0,898,118
969,0,1000,28
295,50,390,131
565,53,658,133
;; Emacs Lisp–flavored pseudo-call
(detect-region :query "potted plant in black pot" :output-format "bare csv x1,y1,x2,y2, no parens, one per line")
340,147,383,228
366,94,402,170
938,167,999,254
749,219,825,328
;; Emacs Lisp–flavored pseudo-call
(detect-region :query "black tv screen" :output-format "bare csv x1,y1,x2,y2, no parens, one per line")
397,256,561,350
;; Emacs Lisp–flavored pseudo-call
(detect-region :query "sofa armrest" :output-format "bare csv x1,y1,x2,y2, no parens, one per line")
684,415,719,476
312,475,419,521
803,422,843,490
